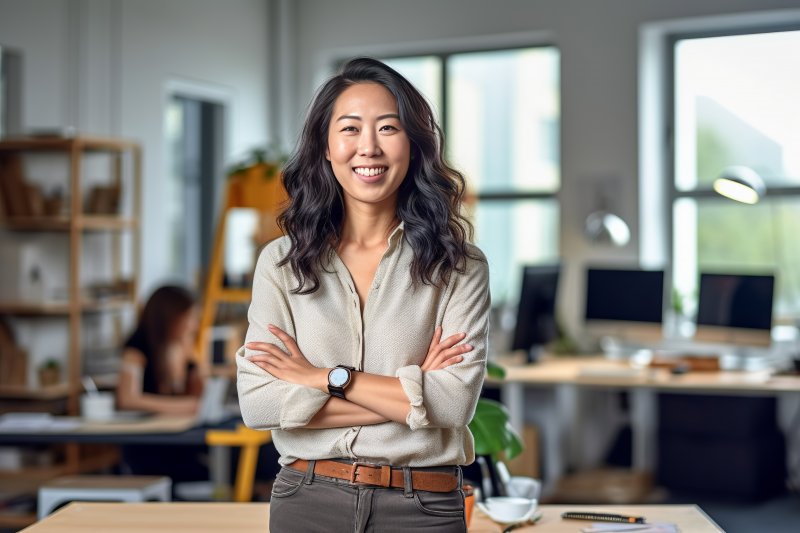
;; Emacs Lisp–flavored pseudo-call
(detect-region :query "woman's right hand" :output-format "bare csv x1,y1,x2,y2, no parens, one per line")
420,326,473,372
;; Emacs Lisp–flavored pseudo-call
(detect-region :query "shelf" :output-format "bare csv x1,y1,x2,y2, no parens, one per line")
0,133,140,419
0,135,139,153
0,383,70,400
0,215,137,231
0,296,134,315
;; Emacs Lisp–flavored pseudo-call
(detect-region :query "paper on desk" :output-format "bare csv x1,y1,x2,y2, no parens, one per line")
581,523,679,533
0,413,81,432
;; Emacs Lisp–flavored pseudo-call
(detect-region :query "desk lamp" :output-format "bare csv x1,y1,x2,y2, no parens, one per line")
584,211,631,247
713,165,766,205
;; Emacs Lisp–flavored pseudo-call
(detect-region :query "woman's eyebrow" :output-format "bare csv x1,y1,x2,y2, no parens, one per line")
335,113,400,122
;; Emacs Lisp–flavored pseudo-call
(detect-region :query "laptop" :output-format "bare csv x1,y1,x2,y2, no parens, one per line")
194,376,231,426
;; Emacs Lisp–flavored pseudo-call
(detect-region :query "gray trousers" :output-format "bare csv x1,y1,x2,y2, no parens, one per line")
269,461,467,532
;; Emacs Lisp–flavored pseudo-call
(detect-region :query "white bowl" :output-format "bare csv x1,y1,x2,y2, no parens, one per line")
477,496,538,524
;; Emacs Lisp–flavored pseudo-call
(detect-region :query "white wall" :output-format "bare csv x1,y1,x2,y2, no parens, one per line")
0,0,272,295
285,0,800,335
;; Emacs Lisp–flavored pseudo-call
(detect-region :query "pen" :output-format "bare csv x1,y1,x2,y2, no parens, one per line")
561,511,646,524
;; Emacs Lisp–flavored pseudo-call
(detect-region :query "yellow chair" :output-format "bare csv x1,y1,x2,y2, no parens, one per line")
205,424,272,502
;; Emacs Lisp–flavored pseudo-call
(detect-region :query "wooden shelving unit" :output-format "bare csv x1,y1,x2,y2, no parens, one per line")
0,136,141,525
0,382,71,400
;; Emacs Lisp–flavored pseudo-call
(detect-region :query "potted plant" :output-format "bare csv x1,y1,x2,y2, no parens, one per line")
468,362,524,499
38,358,61,387
226,144,288,211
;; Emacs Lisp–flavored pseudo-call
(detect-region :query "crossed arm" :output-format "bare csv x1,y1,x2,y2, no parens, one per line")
244,325,472,428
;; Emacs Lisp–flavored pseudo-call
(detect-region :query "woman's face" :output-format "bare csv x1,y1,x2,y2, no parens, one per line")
326,82,411,210
171,307,198,347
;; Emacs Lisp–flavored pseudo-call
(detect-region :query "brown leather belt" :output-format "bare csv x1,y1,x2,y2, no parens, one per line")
287,459,459,493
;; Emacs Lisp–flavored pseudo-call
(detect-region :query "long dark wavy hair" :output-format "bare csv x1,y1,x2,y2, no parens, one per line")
278,57,479,294
125,285,195,394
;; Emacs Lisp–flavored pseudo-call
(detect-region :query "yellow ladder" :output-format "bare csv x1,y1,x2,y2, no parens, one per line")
195,164,287,369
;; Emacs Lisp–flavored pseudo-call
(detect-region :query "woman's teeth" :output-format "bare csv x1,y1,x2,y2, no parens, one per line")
354,167,387,177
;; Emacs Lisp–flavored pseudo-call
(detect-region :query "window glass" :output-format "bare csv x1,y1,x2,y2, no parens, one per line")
474,200,559,304
673,197,800,318
382,56,442,122
447,48,559,194
674,30,800,190
385,49,561,307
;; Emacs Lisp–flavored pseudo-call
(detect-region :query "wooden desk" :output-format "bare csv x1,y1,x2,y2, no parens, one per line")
20,502,723,532
470,504,723,532
490,355,800,489
20,502,269,533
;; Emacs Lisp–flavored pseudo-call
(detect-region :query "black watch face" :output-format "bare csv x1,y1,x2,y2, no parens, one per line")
329,367,350,387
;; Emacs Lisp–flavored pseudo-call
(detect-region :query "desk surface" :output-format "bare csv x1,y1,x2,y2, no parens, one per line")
0,416,239,445
21,502,723,532
494,355,800,393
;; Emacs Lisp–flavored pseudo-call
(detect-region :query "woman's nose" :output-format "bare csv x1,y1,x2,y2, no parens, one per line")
358,132,382,157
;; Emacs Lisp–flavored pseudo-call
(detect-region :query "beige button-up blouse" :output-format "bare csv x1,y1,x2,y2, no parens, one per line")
236,223,490,467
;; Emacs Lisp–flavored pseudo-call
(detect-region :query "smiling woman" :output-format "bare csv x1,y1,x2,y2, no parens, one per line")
236,57,490,532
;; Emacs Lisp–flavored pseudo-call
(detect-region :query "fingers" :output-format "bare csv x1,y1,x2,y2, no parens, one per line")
438,332,466,350
267,324,300,357
244,354,279,373
438,354,465,370
245,342,289,359
422,331,474,372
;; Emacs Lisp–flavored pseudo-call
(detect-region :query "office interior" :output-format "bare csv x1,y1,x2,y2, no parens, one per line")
1,0,800,531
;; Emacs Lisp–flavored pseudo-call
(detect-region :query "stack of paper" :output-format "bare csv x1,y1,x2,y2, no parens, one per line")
0,413,81,432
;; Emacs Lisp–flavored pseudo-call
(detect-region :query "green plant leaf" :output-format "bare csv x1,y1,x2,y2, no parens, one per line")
486,361,506,379
469,398,523,460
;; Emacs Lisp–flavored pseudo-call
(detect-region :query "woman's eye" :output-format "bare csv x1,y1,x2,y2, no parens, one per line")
380,125,398,132
341,126,358,132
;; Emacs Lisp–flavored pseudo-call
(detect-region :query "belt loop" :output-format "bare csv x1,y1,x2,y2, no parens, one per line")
402,467,413,498
303,459,316,485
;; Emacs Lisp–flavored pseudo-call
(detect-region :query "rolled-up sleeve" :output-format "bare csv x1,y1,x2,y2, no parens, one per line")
236,244,329,430
396,251,490,430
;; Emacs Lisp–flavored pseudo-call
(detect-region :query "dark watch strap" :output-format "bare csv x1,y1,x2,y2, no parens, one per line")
328,386,346,399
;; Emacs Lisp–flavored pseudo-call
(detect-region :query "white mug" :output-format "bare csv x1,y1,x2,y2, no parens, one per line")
80,393,114,422
480,496,538,523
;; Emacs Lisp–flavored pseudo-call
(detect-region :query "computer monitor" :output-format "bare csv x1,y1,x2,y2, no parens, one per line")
584,267,665,343
511,265,560,362
695,272,774,347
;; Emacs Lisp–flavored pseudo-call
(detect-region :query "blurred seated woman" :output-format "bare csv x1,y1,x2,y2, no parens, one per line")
116,284,208,486
116,285,203,414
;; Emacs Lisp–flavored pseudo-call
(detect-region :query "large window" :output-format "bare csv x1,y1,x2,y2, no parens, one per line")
384,47,560,304
671,29,800,319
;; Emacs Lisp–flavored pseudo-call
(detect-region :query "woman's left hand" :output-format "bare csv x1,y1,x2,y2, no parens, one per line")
245,325,327,390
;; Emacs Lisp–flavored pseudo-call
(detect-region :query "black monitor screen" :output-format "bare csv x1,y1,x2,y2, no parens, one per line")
696,273,774,330
511,265,560,351
585,268,664,324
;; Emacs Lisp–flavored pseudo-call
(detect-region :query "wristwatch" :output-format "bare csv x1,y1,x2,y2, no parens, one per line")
327,365,355,399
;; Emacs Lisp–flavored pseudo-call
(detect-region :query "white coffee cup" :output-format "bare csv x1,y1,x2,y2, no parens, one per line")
480,496,538,523
80,392,114,422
